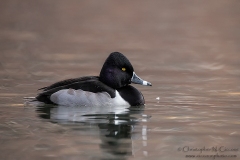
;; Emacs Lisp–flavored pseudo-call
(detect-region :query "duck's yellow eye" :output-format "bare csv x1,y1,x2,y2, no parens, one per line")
122,67,126,71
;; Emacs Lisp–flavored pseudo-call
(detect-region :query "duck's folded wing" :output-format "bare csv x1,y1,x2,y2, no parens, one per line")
36,77,115,104
39,76,99,91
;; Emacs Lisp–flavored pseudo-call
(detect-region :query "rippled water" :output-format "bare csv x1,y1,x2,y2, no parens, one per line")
0,1,240,160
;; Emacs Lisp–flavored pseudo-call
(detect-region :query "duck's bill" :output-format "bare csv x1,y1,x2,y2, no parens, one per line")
131,72,152,86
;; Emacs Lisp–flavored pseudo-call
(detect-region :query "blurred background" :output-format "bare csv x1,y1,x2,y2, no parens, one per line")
1,1,239,86
0,1,240,160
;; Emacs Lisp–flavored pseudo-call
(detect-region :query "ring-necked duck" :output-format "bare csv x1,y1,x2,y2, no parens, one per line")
36,52,151,106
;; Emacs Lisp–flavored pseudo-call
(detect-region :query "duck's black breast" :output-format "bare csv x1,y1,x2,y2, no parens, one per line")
117,85,145,106
36,76,116,104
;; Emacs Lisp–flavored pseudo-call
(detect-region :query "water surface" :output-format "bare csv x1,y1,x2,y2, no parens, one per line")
0,1,240,160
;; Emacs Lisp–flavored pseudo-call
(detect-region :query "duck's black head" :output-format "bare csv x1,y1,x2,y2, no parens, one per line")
99,52,151,89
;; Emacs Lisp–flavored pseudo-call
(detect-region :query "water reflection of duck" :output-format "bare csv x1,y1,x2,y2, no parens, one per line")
35,52,151,107
37,104,144,124
36,104,148,159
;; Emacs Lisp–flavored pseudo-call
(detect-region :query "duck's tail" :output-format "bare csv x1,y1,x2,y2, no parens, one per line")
23,97,44,106
23,96,37,101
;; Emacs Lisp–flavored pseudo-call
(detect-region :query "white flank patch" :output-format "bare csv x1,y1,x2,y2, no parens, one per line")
50,89,130,107
112,91,130,106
